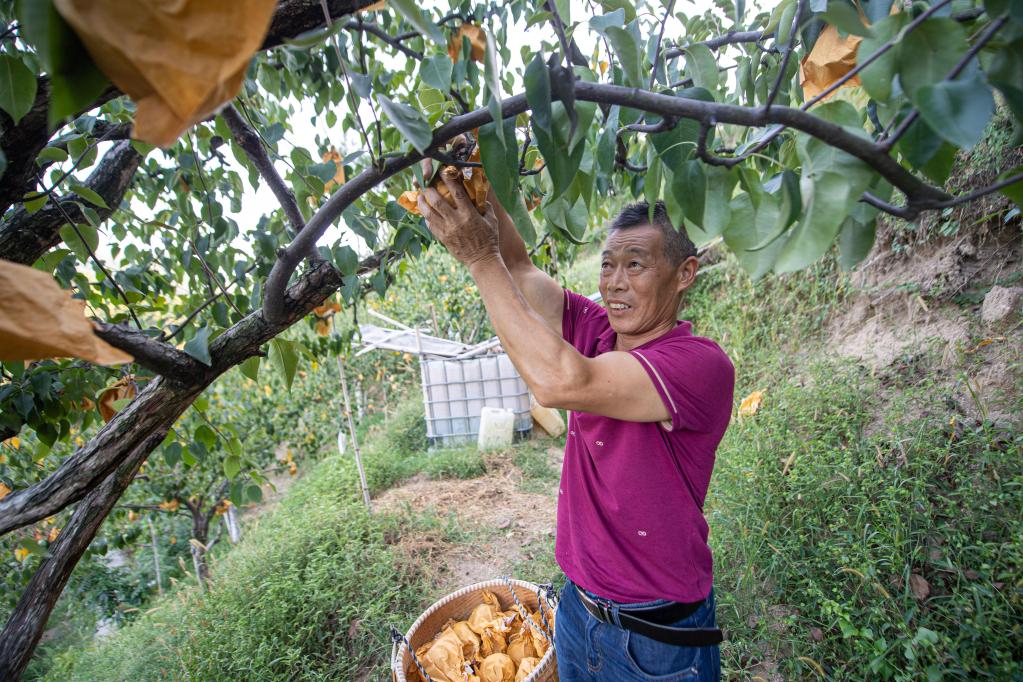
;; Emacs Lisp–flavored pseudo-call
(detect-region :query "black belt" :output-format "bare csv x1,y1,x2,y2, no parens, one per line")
575,586,724,647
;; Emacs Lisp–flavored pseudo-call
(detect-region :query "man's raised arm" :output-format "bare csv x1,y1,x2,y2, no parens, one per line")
486,183,565,335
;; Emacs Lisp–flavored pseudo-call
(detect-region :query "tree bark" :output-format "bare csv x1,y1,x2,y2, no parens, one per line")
0,81,120,215
0,141,142,265
0,427,164,681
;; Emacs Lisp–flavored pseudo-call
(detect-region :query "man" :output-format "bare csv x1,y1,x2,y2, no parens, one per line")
417,163,734,681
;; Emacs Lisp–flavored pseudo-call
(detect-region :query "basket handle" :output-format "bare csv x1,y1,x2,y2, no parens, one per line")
391,625,433,682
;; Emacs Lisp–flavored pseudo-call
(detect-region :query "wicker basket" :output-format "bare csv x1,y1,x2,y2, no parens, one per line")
391,578,558,682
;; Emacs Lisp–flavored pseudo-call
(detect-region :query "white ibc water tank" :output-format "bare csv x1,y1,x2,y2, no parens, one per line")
477,406,515,450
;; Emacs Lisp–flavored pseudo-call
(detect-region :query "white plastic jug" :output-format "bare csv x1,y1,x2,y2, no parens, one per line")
477,406,515,450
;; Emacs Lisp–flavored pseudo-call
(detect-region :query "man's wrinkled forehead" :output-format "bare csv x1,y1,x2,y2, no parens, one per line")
603,224,662,258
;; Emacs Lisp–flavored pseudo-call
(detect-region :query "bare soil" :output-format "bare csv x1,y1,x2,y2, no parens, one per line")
828,220,1022,429
376,449,560,600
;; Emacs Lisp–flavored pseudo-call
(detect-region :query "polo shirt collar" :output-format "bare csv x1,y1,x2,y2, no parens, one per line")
597,319,693,354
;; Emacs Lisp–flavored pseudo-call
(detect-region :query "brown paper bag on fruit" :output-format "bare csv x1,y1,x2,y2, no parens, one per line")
54,0,277,147
799,25,862,100
0,260,132,366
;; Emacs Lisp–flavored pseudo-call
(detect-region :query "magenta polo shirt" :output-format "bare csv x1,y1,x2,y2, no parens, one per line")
555,289,735,604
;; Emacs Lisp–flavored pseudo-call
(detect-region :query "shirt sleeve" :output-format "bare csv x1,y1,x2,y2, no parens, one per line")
629,339,735,433
561,288,604,347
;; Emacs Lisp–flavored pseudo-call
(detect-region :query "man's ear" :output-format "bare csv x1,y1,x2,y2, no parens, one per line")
675,256,699,295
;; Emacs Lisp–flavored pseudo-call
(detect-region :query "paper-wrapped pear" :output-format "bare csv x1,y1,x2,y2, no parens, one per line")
414,627,467,682
479,653,516,682
506,630,540,667
467,591,508,634
514,656,540,682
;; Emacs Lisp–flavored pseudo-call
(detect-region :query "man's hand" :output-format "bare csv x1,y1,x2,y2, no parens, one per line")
418,167,501,267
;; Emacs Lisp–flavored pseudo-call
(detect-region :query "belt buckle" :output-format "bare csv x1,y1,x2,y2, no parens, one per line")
594,596,614,624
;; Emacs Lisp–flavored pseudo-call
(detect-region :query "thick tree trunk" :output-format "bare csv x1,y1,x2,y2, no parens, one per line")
0,428,164,681
0,142,142,265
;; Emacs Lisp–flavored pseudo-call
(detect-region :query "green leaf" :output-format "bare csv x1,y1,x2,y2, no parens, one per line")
524,54,552,135
421,55,453,91
181,446,197,467
821,1,873,37
545,196,589,244
16,0,109,127
224,455,241,480
897,18,968,104
837,215,877,270
919,141,957,185
482,29,504,145
307,161,336,183
685,44,719,92
600,0,636,22
915,77,994,150
0,55,38,125
194,423,217,450
858,13,906,102
163,442,182,467
644,152,663,210
387,0,446,44
246,484,263,504
239,356,260,381
479,117,534,243
23,192,46,213
597,20,645,88
896,115,942,168
376,95,433,153
69,182,109,209
702,166,739,238
183,326,213,366
650,87,714,167
590,9,626,30
723,192,786,279
333,244,360,276
670,160,707,229
984,37,1023,124
59,223,97,262
269,338,300,392
36,146,69,164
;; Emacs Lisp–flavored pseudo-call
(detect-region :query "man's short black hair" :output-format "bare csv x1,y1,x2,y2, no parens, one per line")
607,201,697,267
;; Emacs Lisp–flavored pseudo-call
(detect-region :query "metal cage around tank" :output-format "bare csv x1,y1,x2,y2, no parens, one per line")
419,352,531,446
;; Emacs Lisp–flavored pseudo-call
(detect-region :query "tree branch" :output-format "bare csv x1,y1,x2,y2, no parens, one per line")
93,322,210,379
0,427,164,681
260,0,387,50
649,0,677,90
662,30,768,60
343,19,424,60
263,80,954,322
0,141,141,265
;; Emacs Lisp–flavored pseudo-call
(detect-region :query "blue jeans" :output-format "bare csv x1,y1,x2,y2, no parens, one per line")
554,581,721,681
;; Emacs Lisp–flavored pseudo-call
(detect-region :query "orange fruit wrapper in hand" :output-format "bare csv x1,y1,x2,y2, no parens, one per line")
399,146,490,217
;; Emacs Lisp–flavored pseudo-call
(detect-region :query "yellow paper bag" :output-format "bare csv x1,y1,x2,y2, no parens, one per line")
54,0,278,147
0,260,132,366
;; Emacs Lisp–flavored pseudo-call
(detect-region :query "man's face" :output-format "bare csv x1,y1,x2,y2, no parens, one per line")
598,224,689,338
